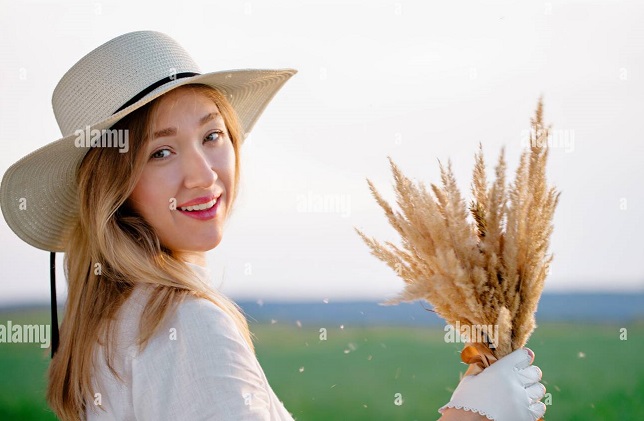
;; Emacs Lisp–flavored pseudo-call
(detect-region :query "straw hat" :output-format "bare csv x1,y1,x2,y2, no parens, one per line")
0,30,297,252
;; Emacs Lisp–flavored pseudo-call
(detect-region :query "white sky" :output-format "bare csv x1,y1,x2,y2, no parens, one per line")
0,0,642,304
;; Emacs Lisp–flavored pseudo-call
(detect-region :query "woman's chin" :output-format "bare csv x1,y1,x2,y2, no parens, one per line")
189,234,223,251
165,231,223,253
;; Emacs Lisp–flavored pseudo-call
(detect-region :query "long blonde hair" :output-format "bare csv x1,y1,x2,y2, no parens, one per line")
46,84,253,421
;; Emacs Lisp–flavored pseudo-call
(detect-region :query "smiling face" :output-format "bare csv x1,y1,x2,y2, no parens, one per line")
127,86,238,265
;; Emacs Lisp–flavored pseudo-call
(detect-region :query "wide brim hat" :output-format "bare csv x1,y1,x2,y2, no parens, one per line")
0,30,296,252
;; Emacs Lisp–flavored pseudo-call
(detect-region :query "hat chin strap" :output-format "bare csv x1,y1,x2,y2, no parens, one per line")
50,252,59,358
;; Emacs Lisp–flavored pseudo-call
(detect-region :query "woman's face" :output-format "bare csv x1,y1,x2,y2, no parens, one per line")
128,87,236,264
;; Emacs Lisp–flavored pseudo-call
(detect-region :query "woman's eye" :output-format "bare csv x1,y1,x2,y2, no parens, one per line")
205,130,223,143
151,148,171,160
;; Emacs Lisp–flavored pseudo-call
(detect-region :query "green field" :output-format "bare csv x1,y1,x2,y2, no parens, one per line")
1,309,642,420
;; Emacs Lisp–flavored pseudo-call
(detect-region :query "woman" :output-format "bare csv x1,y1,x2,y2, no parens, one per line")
0,31,546,421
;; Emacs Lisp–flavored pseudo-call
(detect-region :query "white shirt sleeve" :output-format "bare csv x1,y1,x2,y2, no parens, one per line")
131,296,277,420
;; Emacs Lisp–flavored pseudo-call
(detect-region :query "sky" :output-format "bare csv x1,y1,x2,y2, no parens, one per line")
0,0,642,305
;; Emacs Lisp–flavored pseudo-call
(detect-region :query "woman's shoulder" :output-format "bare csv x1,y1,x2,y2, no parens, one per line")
173,292,244,337
134,290,253,358
174,292,238,327
126,284,236,325
128,292,276,419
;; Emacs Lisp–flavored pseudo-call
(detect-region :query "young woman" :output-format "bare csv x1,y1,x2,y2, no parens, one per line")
0,31,546,421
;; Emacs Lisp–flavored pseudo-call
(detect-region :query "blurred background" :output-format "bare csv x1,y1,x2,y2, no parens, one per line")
1,0,642,420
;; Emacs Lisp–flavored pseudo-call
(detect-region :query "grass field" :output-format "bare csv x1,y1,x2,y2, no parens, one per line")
0,309,642,420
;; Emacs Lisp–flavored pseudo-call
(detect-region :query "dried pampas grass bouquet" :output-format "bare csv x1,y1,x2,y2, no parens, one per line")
355,99,560,376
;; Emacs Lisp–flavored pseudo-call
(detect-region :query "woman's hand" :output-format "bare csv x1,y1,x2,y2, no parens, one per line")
437,348,546,421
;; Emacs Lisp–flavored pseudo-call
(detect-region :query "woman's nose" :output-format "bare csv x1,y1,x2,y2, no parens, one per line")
181,146,217,189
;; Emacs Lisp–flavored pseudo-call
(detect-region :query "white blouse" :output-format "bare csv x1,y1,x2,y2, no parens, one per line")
86,262,295,421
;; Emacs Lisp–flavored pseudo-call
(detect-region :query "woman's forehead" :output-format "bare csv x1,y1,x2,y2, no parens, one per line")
152,88,222,125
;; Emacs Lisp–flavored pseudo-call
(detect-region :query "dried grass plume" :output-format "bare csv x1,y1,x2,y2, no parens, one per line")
355,98,560,359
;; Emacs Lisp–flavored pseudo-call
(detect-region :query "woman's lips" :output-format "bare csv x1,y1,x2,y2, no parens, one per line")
177,197,220,220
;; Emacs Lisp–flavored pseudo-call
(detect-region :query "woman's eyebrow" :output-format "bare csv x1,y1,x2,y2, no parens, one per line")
199,111,221,126
152,112,222,140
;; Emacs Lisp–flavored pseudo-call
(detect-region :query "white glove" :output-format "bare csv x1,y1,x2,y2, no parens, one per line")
438,348,546,421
